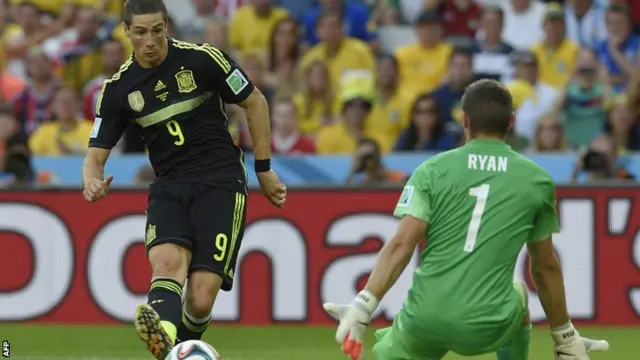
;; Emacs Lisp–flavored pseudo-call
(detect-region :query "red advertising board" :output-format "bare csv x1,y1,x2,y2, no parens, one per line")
0,188,639,325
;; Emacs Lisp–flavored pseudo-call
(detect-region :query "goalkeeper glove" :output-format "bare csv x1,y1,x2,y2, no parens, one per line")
323,290,378,360
552,322,609,360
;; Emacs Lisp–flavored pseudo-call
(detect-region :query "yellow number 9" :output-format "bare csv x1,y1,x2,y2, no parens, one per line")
213,233,228,261
166,120,185,146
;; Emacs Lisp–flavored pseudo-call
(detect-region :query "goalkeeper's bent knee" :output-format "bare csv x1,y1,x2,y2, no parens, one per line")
496,324,532,360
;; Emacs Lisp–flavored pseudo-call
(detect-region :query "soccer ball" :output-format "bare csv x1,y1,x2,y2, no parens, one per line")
165,340,222,360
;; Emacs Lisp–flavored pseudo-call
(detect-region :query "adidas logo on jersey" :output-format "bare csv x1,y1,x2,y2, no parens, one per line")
154,80,166,91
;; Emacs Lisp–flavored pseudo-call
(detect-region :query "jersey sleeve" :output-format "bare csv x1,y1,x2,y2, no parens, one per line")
88,84,129,149
393,163,433,223
527,178,560,243
197,44,255,104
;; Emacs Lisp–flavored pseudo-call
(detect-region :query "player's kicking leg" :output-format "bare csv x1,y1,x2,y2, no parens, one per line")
135,243,191,359
135,184,195,359
175,186,247,343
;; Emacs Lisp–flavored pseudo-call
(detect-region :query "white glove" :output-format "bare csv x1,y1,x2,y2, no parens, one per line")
323,290,379,360
552,323,609,360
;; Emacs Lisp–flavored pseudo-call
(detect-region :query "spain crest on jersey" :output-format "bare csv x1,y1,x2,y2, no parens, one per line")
128,91,145,112
175,69,197,93
146,224,156,245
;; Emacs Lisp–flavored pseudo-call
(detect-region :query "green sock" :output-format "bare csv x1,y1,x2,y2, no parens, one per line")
496,324,532,360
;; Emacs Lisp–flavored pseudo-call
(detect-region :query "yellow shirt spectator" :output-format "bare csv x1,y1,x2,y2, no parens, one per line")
10,0,62,15
229,5,289,53
316,121,390,154
531,38,580,89
300,38,376,91
292,93,340,136
394,42,453,97
367,88,413,147
74,0,123,19
29,120,93,156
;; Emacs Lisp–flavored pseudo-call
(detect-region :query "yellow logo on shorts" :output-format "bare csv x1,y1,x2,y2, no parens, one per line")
175,69,197,93
146,224,156,245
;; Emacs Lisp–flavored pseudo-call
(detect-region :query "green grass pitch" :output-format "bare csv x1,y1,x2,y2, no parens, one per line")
0,325,635,359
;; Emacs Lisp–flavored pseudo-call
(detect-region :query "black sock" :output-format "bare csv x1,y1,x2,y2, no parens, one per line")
147,278,184,343
176,309,211,343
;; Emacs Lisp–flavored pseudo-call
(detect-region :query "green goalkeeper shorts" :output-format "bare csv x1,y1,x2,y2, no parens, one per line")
372,281,528,360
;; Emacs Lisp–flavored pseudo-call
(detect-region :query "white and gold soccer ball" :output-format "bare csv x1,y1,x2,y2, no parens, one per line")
166,340,222,360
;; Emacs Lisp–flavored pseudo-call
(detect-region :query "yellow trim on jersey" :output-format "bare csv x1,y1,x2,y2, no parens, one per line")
171,39,231,74
134,92,213,128
224,193,246,274
95,56,134,116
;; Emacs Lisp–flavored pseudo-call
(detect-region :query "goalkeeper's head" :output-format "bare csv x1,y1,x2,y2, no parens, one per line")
460,79,514,141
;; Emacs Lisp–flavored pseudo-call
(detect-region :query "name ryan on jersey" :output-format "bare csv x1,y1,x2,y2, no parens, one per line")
468,154,508,172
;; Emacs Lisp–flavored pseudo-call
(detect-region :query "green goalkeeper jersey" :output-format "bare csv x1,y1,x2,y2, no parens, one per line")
393,139,559,338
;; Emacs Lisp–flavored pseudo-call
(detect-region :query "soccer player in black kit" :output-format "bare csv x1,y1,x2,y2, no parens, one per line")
81,0,287,358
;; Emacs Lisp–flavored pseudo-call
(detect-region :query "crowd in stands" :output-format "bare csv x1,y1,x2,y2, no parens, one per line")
0,0,639,185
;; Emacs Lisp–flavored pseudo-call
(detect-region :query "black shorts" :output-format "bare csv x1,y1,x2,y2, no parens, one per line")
145,183,247,291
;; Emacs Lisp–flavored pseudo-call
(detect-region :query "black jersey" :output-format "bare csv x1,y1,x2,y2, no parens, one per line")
88,38,253,194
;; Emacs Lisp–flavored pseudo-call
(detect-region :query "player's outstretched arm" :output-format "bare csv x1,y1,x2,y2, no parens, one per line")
82,148,113,203
238,88,286,208
527,238,570,327
527,238,609,358
365,215,426,300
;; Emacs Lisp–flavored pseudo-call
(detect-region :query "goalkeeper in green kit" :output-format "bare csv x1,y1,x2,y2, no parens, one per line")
323,79,610,360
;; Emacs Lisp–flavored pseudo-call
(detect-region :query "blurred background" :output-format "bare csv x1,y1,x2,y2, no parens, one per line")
0,0,639,359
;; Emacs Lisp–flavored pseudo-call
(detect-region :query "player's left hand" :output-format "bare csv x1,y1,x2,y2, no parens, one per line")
257,169,286,208
323,290,379,360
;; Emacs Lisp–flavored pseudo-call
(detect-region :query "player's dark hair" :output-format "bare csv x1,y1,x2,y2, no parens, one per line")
123,0,168,26
461,79,512,137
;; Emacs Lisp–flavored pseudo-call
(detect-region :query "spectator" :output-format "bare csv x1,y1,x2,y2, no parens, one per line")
270,97,315,155
293,60,338,136
441,0,482,40
507,50,560,139
12,49,60,136
28,87,93,156
596,4,640,93
299,9,375,92
265,18,300,94
180,0,222,43
203,19,231,54
432,48,475,135
395,10,453,97
229,0,289,55
501,0,546,50
394,93,457,152
565,0,607,48
0,103,25,155
528,112,570,152
471,6,515,82
367,55,413,148
346,138,406,185
557,49,611,147
302,0,378,50
0,142,35,187
82,39,124,120
571,133,636,181
385,0,427,24
0,69,25,102
3,2,47,78
532,3,580,89
315,76,388,154
241,51,274,104
605,96,640,153
57,6,106,95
